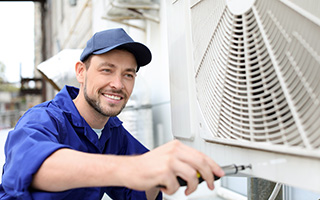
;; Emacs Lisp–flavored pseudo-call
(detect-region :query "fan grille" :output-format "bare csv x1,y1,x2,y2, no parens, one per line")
192,0,320,154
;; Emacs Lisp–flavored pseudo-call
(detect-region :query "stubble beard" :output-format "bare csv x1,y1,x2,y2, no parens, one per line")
83,81,127,117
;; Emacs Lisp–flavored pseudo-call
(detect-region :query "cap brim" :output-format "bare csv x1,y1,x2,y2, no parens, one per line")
93,42,152,68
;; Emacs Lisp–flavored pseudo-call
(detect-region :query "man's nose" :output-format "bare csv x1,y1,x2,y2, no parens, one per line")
110,75,124,90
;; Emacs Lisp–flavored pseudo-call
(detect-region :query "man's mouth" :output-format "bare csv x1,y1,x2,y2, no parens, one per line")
103,94,122,100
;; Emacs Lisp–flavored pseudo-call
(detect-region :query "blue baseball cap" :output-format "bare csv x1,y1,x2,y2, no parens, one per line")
80,28,152,71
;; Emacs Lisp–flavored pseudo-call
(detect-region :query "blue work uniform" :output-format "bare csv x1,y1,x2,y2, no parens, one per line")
0,86,162,200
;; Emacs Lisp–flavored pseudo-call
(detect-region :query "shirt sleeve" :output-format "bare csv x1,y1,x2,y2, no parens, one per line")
1,108,71,199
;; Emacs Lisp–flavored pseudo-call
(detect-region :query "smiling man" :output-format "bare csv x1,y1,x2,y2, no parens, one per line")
0,28,224,200
75,49,137,127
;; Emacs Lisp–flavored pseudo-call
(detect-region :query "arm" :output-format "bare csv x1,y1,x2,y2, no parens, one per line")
31,148,139,191
32,140,224,196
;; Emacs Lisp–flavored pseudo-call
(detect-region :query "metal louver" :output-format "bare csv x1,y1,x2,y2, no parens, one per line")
192,0,320,157
102,0,160,30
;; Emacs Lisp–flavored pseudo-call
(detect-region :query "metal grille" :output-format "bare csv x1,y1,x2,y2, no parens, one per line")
192,0,320,156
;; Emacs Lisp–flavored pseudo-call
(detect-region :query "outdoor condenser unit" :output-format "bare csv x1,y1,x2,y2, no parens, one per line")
166,0,320,193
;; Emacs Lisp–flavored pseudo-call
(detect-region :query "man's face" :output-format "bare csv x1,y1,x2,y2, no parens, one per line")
83,49,137,117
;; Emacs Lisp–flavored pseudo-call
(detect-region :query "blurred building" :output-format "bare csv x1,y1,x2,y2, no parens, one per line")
0,89,20,129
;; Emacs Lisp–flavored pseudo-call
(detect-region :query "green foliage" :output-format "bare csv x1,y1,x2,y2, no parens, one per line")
0,61,5,82
0,61,19,92
0,83,19,92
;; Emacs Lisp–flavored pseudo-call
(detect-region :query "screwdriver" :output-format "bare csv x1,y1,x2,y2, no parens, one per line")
178,164,251,186
157,164,251,188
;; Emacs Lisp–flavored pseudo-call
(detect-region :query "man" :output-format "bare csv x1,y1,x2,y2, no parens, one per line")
0,28,224,199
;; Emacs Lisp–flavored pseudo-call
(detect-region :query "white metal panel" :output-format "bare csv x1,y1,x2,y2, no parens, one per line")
166,0,196,139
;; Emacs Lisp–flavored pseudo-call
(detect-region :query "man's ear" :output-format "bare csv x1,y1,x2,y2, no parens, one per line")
75,61,86,84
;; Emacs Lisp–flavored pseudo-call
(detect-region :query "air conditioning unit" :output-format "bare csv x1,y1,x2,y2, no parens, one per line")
103,0,159,29
166,0,320,193
37,49,83,90
113,0,156,6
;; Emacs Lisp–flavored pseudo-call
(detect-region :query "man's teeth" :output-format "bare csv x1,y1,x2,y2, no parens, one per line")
104,94,121,100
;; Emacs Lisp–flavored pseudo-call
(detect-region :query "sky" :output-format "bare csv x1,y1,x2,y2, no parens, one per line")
0,2,35,83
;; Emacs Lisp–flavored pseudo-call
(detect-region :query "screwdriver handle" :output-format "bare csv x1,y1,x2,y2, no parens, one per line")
157,164,251,188
177,174,220,187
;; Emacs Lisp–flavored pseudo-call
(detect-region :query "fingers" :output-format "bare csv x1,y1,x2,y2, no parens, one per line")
157,158,199,195
169,140,225,192
146,140,223,196
174,161,199,195
158,172,180,195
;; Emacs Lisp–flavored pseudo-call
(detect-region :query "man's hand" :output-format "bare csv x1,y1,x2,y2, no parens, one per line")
123,140,224,196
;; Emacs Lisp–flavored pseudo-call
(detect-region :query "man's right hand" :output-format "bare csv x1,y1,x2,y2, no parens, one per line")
123,140,225,196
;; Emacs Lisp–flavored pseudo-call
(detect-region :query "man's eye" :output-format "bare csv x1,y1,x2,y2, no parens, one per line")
125,74,136,78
